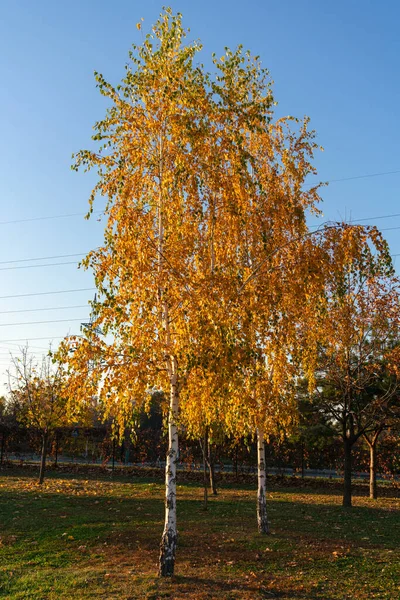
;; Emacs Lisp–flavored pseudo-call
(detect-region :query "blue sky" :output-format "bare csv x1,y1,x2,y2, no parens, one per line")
0,0,399,386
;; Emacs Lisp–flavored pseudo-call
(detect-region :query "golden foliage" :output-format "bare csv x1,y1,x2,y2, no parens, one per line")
61,9,397,447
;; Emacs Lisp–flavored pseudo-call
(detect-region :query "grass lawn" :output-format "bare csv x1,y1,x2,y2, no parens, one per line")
0,469,398,599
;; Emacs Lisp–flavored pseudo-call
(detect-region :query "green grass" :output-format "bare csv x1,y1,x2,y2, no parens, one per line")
0,469,398,599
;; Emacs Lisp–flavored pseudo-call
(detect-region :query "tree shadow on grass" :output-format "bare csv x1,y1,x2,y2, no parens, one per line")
263,481,399,500
149,573,331,600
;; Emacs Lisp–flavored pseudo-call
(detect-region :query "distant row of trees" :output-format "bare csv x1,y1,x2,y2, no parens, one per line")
1,373,398,497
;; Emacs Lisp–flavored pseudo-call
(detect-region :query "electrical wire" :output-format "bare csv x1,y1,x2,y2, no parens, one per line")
0,336,69,343
309,169,400,186
3,232,400,270
309,220,400,231
379,226,400,232
0,167,398,228
0,192,398,357
0,261,80,272
0,288,95,300
0,352,46,356
0,210,103,226
0,318,88,328
0,342,51,351
0,215,399,268
0,305,89,315
0,253,87,265
348,212,400,223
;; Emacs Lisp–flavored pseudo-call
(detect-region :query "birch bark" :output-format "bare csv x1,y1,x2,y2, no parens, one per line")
159,357,179,576
206,436,217,495
157,132,180,575
257,427,269,534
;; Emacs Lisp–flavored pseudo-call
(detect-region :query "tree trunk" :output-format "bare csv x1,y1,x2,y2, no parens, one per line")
207,439,217,495
257,428,269,533
54,431,59,467
234,445,238,481
343,438,352,507
0,432,5,465
39,430,48,485
369,440,378,500
202,428,208,511
111,437,116,474
159,364,179,577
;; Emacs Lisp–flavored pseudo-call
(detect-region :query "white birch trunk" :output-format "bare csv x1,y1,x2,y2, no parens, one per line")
257,427,269,534
159,358,179,576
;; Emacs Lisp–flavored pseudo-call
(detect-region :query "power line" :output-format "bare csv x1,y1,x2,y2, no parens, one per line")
0,318,87,328
348,212,400,223
0,167,398,228
305,168,400,187
1,221,396,269
326,169,400,184
0,210,103,226
1,214,400,265
0,211,399,264
0,252,87,265
0,342,51,351
0,351,46,356
0,261,79,272
379,226,400,232
0,336,68,343
0,288,95,300
312,212,400,226
0,206,398,269
0,248,399,303
0,305,89,315
0,356,44,362
310,221,400,232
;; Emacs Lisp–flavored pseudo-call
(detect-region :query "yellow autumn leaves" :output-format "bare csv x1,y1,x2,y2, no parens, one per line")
62,9,398,451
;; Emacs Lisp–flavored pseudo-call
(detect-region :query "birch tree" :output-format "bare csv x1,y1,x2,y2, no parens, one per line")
179,113,325,534
62,9,276,576
60,8,396,575
210,218,396,527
